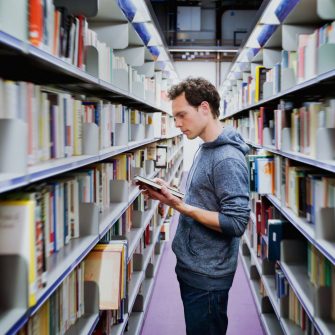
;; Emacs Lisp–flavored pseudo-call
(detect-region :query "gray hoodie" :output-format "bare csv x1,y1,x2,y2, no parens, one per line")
172,126,250,291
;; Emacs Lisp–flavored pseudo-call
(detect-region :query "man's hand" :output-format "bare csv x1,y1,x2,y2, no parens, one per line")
152,177,169,188
139,180,183,209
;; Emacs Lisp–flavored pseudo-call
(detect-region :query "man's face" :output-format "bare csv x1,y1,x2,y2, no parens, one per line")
172,93,207,140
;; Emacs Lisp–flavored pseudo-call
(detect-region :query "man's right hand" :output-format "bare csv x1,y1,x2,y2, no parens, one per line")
153,178,169,188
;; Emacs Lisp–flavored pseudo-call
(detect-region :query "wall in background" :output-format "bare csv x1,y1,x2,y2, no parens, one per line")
221,10,257,45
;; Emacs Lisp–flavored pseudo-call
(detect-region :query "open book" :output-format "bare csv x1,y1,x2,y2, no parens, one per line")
134,176,184,199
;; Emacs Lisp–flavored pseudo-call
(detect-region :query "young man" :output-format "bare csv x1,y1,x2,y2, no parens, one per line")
139,77,250,335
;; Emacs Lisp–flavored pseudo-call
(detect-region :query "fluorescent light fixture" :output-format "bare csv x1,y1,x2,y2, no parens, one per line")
131,0,151,23
169,49,238,53
260,0,281,24
144,22,163,46
245,25,262,48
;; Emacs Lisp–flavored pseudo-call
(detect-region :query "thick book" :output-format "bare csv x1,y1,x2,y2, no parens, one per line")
84,243,126,310
134,176,184,199
267,219,284,261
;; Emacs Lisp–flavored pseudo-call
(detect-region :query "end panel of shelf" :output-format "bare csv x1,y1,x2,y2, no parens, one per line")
65,313,100,335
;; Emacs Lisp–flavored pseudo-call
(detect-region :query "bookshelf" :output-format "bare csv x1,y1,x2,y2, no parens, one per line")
221,0,335,334
0,1,182,334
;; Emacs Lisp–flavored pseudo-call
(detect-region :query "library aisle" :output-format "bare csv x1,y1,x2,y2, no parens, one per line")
141,212,264,335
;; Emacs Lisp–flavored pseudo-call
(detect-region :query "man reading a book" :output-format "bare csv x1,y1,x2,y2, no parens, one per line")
138,77,250,335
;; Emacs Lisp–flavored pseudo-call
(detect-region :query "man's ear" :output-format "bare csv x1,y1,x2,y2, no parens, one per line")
200,101,211,116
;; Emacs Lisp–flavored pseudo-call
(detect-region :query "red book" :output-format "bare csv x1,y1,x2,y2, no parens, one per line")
260,198,270,235
77,15,85,69
255,200,262,234
145,225,151,246
259,107,265,145
29,0,43,47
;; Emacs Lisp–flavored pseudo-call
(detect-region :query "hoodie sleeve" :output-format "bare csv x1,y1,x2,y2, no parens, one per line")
214,157,250,237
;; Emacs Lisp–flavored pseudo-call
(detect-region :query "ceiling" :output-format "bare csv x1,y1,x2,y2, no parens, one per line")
149,0,264,62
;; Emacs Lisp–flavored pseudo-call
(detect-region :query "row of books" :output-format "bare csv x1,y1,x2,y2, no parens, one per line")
295,20,335,83
222,19,335,114
17,262,86,335
275,267,331,334
248,152,335,223
11,188,166,334
1,1,172,110
23,240,128,335
28,0,86,69
245,218,321,333
247,194,335,319
245,230,320,334
0,79,164,166
308,243,334,292
227,98,335,158
287,286,316,334
0,147,181,335
0,148,160,305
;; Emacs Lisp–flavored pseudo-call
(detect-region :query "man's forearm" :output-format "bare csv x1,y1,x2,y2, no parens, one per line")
176,202,221,232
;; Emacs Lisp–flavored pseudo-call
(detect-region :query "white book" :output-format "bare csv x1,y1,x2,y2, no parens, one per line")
59,94,65,158
44,0,54,54
52,105,60,158
3,80,18,119
41,93,50,161
304,30,318,80
32,86,40,164
18,81,27,121
59,182,65,249
68,21,76,65
72,179,80,239
52,183,60,251
326,99,335,128
256,158,273,194
134,175,184,199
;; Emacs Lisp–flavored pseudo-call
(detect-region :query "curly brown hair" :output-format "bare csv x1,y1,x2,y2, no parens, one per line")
168,77,220,119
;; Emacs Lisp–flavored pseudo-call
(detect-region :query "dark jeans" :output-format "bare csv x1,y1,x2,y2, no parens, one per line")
178,278,230,335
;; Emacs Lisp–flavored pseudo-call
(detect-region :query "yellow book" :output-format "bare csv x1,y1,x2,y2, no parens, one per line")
0,200,37,306
39,299,50,335
254,66,266,102
318,252,325,286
